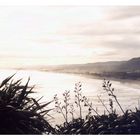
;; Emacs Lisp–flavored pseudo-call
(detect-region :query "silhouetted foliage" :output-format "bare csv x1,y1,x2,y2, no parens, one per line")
0,75,55,134
54,90,70,123
1,74,140,135
102,79,125,114
53,80,140,134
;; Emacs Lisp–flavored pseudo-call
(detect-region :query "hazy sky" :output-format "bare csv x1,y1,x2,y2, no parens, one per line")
0,6,140,68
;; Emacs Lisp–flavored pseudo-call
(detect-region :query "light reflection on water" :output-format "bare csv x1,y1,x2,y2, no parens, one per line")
0,69,140,125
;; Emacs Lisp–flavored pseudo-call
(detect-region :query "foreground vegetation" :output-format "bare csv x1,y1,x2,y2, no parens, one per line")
0,74,55,134
53,81,140,134
0,75,140,134
54,111,140,134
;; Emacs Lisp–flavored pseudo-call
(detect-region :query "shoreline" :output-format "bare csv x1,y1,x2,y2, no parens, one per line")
43,70,140,85
1,68,140,86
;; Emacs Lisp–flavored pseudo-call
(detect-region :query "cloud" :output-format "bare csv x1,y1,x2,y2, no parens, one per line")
97,51,119,57
102,36,140,49
107,6,140,20
62,17,140,37
58,6,140,38
59,6,140,56
1,6,139,65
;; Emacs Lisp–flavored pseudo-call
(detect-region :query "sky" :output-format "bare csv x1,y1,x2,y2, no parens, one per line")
0,6,140,68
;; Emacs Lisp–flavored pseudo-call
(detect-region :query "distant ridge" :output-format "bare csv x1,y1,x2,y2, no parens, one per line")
119,57,140,72
129,57,140,62
43,57,140,73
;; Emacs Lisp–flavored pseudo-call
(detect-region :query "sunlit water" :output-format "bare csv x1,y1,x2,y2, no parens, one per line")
0,69,140,125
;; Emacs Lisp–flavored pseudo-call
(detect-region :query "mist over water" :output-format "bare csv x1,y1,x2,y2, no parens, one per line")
0,69,140,125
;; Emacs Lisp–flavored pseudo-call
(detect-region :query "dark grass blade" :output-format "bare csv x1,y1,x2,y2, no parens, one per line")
0,73,16,88
32,100,53,112
17,77,30,105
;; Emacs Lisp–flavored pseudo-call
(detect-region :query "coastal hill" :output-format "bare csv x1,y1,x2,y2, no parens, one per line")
42,57,140,80
118,57,140,72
